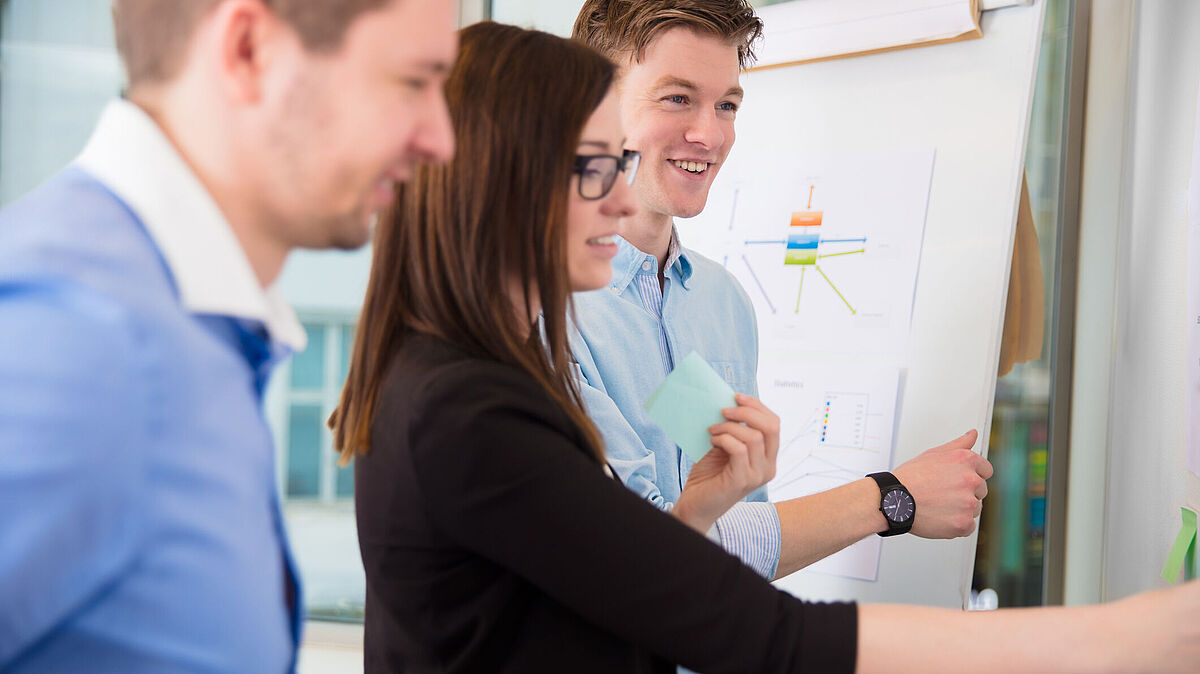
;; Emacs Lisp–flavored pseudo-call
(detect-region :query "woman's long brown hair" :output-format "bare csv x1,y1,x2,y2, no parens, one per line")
331,22,614,463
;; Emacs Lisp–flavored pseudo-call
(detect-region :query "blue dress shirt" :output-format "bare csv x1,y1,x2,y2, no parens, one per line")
0,101,302,672
570,232,782,579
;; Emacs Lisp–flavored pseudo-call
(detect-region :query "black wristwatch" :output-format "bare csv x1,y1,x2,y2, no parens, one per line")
867,471,916,537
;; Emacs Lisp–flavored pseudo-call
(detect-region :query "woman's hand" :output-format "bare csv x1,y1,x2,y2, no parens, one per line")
673,394,780,533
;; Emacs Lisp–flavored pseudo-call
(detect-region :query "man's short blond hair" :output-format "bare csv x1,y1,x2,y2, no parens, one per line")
572,0,763,70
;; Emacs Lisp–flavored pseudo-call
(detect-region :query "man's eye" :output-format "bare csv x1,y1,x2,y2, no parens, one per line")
665,95,687,105
718,101,739,112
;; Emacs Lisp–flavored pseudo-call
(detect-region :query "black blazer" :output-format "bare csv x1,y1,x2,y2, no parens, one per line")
355,332,856,673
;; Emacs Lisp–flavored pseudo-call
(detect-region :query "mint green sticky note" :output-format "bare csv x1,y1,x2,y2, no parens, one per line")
1160,507,1197,584
645,352,737,464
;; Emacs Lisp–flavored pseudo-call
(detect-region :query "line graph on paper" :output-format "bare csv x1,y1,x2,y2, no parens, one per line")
682,148,934,358
760,363,900,581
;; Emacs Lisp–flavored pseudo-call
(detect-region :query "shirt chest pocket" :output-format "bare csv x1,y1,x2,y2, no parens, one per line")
707,359,755,395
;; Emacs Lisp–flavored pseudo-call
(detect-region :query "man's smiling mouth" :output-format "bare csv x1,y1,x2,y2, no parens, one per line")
670,160,709,174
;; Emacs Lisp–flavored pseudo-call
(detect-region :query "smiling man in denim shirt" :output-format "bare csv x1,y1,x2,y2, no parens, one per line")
571,0,995,582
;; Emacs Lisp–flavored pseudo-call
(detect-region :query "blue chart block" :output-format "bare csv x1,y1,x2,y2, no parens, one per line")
785,231,819,266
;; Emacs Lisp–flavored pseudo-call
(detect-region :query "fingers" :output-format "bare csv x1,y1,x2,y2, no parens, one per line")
708,431,751,482
708,418,775,484
974,479,988,500
975,454,994,480
719,403,775,430
921,433,992,481
721,394,781,462
900,436,991,539
720,397,779,436
730,392,770,412
930,429,979,453
708,420,764,449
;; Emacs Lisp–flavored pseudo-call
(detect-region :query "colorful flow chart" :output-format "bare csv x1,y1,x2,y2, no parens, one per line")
785,210,822,265
747,185,869,315
683,147,933,358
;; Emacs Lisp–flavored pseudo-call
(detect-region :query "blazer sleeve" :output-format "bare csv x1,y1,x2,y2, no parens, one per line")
407,363,857,674
0,278,148,665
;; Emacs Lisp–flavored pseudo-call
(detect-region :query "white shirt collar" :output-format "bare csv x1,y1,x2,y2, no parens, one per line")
74,99,306,351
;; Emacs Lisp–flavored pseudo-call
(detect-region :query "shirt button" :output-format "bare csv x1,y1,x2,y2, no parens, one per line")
641,261,652,271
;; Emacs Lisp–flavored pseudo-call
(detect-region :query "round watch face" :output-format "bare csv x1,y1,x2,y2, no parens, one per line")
881,488,915,523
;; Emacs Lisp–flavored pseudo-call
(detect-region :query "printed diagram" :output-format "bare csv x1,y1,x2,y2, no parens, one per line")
761,363,900,581
683,148,934,357
745,184,869,316
765,366,897,503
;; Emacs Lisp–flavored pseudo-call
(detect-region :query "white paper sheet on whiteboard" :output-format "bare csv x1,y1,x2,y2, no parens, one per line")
762,362,901,581
753,0,980,68
683,147,934,360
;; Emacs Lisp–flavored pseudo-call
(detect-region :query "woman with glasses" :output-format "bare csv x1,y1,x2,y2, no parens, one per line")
332,21,828,672
331,20,1200,674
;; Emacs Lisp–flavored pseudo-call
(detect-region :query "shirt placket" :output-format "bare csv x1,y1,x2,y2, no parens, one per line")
234,319,304,651
659,271,695,492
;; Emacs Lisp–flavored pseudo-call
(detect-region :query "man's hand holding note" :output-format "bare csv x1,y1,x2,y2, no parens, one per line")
645,352,780,534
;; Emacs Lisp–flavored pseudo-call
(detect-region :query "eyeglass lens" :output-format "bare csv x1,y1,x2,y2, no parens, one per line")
579,157,620,200
578,151,641,200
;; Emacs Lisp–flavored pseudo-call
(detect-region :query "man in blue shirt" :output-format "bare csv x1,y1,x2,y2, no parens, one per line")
571,0,994,581
0,0,455,670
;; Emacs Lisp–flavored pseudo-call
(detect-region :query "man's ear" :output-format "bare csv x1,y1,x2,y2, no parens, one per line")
213,0,283,105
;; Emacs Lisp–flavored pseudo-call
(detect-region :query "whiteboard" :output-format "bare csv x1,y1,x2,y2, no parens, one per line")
701,3,1045,608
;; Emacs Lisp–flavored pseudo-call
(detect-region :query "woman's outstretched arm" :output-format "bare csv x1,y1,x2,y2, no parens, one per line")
857,580,1200,673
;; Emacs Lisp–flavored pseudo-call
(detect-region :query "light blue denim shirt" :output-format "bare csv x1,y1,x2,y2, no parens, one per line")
570,230,781,579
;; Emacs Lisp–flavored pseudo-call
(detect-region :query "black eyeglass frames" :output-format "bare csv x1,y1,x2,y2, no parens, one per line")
572,149,642,200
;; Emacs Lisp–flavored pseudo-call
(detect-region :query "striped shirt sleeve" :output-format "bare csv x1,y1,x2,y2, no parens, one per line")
712,501,781,579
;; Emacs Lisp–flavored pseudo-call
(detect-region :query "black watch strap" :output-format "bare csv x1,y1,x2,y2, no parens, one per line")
867,471,902,491
867,471,915,537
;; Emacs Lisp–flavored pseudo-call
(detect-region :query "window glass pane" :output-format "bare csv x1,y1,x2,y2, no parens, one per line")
286,404,323,497
1,0,121,206
285,500,364,621
290,324,326,390
335,462,354,498
341,324,355,383
489,0,582,36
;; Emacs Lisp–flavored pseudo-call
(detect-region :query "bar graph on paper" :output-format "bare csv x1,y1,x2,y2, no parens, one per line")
762,362,900,581
684,148,933,358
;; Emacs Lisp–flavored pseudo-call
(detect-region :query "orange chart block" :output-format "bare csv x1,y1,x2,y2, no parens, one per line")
790,211,823,228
